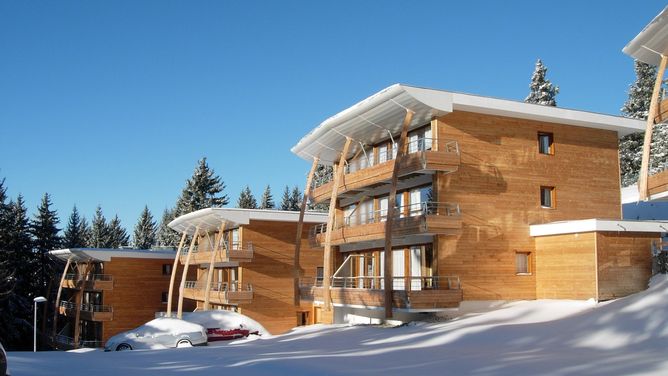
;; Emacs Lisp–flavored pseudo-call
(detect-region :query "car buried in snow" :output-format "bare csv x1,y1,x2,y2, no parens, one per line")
104,317,207,351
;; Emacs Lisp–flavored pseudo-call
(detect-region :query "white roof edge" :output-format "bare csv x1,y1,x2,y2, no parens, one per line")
623,6,668,66
530,219,668,237
48,248,177,262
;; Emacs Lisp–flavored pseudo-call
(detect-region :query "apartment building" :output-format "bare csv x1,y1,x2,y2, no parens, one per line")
291,84,668,324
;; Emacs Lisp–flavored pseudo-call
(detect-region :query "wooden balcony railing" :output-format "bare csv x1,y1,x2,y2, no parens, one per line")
648,168,668,198
61,274,114,291
182,280,253,305
310,138,460,204
58,300,113,321
179,241,254,264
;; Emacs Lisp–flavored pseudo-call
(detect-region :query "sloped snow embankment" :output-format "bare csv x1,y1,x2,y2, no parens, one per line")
9,275,668,375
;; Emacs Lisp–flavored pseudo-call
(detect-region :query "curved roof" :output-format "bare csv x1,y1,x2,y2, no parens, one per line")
623,6,668,66
291,84,645,164
49,248,177,262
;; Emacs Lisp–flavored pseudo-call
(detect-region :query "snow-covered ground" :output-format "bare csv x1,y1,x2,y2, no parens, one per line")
9,275,668,375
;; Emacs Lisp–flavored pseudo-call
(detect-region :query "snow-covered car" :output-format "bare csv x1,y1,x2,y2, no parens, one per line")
182,311,267,342
104,317,207,351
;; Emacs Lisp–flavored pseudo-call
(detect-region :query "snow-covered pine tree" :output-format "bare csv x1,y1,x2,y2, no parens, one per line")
107,215,129,248
259,185,275,209
621,60,656,119
175,157,228,216
289,186,302,211
63,205,88,248
132,205,157,249
237,186,258,209
88,206,110,248
313,164,333,187
280,186,291,210
525,59,559,106
156,207,180,248
30,193,61,294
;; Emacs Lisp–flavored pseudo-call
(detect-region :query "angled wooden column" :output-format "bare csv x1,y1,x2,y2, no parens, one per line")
73,261,93,349
294,157,320,307
166,233,187,318
203,224,225,310
323,138,352,312
51,257,73,339
639,55,668,200
177,227,200,319
384,109,414,319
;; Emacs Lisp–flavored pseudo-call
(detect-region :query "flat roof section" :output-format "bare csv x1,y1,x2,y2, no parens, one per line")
530,219,668,237
49,248,177,262
291,84,644,165
168,207,328,235
623,6,668,66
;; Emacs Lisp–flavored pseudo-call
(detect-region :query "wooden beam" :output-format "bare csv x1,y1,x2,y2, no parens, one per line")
166,233,187,318
203,224,225,310
384,109,414,319
294,157,320,307
177,227,200,319
73,261,93,349
51,257,72,340
639,55,668,200
323,138,352,312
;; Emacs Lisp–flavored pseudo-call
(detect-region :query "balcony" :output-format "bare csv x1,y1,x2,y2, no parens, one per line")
182,280,253,305
53,335,104,349
61,274,113,291
299,276,462,310
648,168,668,199
310,138,460,204
310,202,462,247
59,301,114,322
653,97,668,124
179,241,254,265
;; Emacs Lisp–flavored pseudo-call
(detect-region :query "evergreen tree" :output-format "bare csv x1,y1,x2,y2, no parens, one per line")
259,185,275,209
107,215,129,248
132,205,157,249
525,59,559,106
87,206,110,248
63,206,88,248
313,164,333,187
289,186,302,211
156,207,180,248
175,157,228,216
237,186,258,209
30,193,61,294
621,60,657,119
280,186,291,211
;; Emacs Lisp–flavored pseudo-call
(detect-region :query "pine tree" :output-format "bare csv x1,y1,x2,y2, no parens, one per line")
289,186,302,211
280,186,291,211
156,207,180,248
525,59,559,106
175,157,228,216
621,60,657,119
30,193,61,294
313,164,333,187
88,206,110,248
107,215,129,248
259,185,275,209
133,205,157,249
237,186,258,209
63,206,88,248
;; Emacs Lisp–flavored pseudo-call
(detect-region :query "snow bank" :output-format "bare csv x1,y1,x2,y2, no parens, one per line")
182,310,269,336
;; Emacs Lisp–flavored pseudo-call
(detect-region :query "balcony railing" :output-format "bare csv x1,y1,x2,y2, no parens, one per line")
184,280,253,292
59,300,113,313
299,275,461,290
54,335,104,349
179,241,254,263
64,273,113,282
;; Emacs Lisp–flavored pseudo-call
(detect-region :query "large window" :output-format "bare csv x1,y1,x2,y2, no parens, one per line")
538,132,554,155
516,252,531,275
540,186,555,208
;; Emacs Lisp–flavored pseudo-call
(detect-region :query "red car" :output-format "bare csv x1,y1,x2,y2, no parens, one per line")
206,326,259,342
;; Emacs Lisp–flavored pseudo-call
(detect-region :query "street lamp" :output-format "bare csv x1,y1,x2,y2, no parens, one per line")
33,296,47,352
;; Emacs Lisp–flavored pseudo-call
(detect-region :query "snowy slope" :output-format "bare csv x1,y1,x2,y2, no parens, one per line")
9,276,668,375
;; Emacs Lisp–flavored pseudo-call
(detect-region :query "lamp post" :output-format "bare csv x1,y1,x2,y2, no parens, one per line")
33,296,47,352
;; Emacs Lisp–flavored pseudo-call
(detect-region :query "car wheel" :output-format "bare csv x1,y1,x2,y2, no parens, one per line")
176,340,192,348
116,343,132,351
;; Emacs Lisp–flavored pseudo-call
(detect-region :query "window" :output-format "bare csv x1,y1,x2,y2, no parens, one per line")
540,186,555,208
161,292,168,304
315,267,324,285
516,252,531,275
538,132,554,155
162,264,172,275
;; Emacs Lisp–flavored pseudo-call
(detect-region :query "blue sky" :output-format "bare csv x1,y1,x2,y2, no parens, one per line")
0,0,665,232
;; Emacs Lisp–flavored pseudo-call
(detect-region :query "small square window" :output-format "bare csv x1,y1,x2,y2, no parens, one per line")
516,252,531,275
162,264,172,275
540,186,555,208
538,132,554,155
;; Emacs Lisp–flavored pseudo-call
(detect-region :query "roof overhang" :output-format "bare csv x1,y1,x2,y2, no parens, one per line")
168,208,328,235
48,248,177,262
623,6,668,66
291,84,645,164
530,219,668,237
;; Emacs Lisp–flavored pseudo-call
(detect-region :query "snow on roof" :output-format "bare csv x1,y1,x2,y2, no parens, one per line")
623,6,668,66
530,218,668,237
182,310,269,336
291,84,645,165
48,248,177,262
168,207,328,235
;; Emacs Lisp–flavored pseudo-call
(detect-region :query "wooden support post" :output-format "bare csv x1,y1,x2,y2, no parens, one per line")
177,227,200,319
203,224,225,310
639,55,668,200
51,257,73,340
323,138,352,312
384,109,414,319
166,233,187,318
73,262,93,349
294,157,320,307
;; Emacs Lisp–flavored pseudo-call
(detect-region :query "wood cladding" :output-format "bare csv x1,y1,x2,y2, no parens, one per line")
596,232,654,300
648,168,668,197
302,286,462,309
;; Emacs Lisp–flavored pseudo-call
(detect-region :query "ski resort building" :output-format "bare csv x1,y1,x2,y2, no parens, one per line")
292,84,668,324
49,248,194,349
167,208,327,334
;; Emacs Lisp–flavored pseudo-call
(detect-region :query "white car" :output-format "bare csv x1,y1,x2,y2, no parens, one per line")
104,317,207,351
